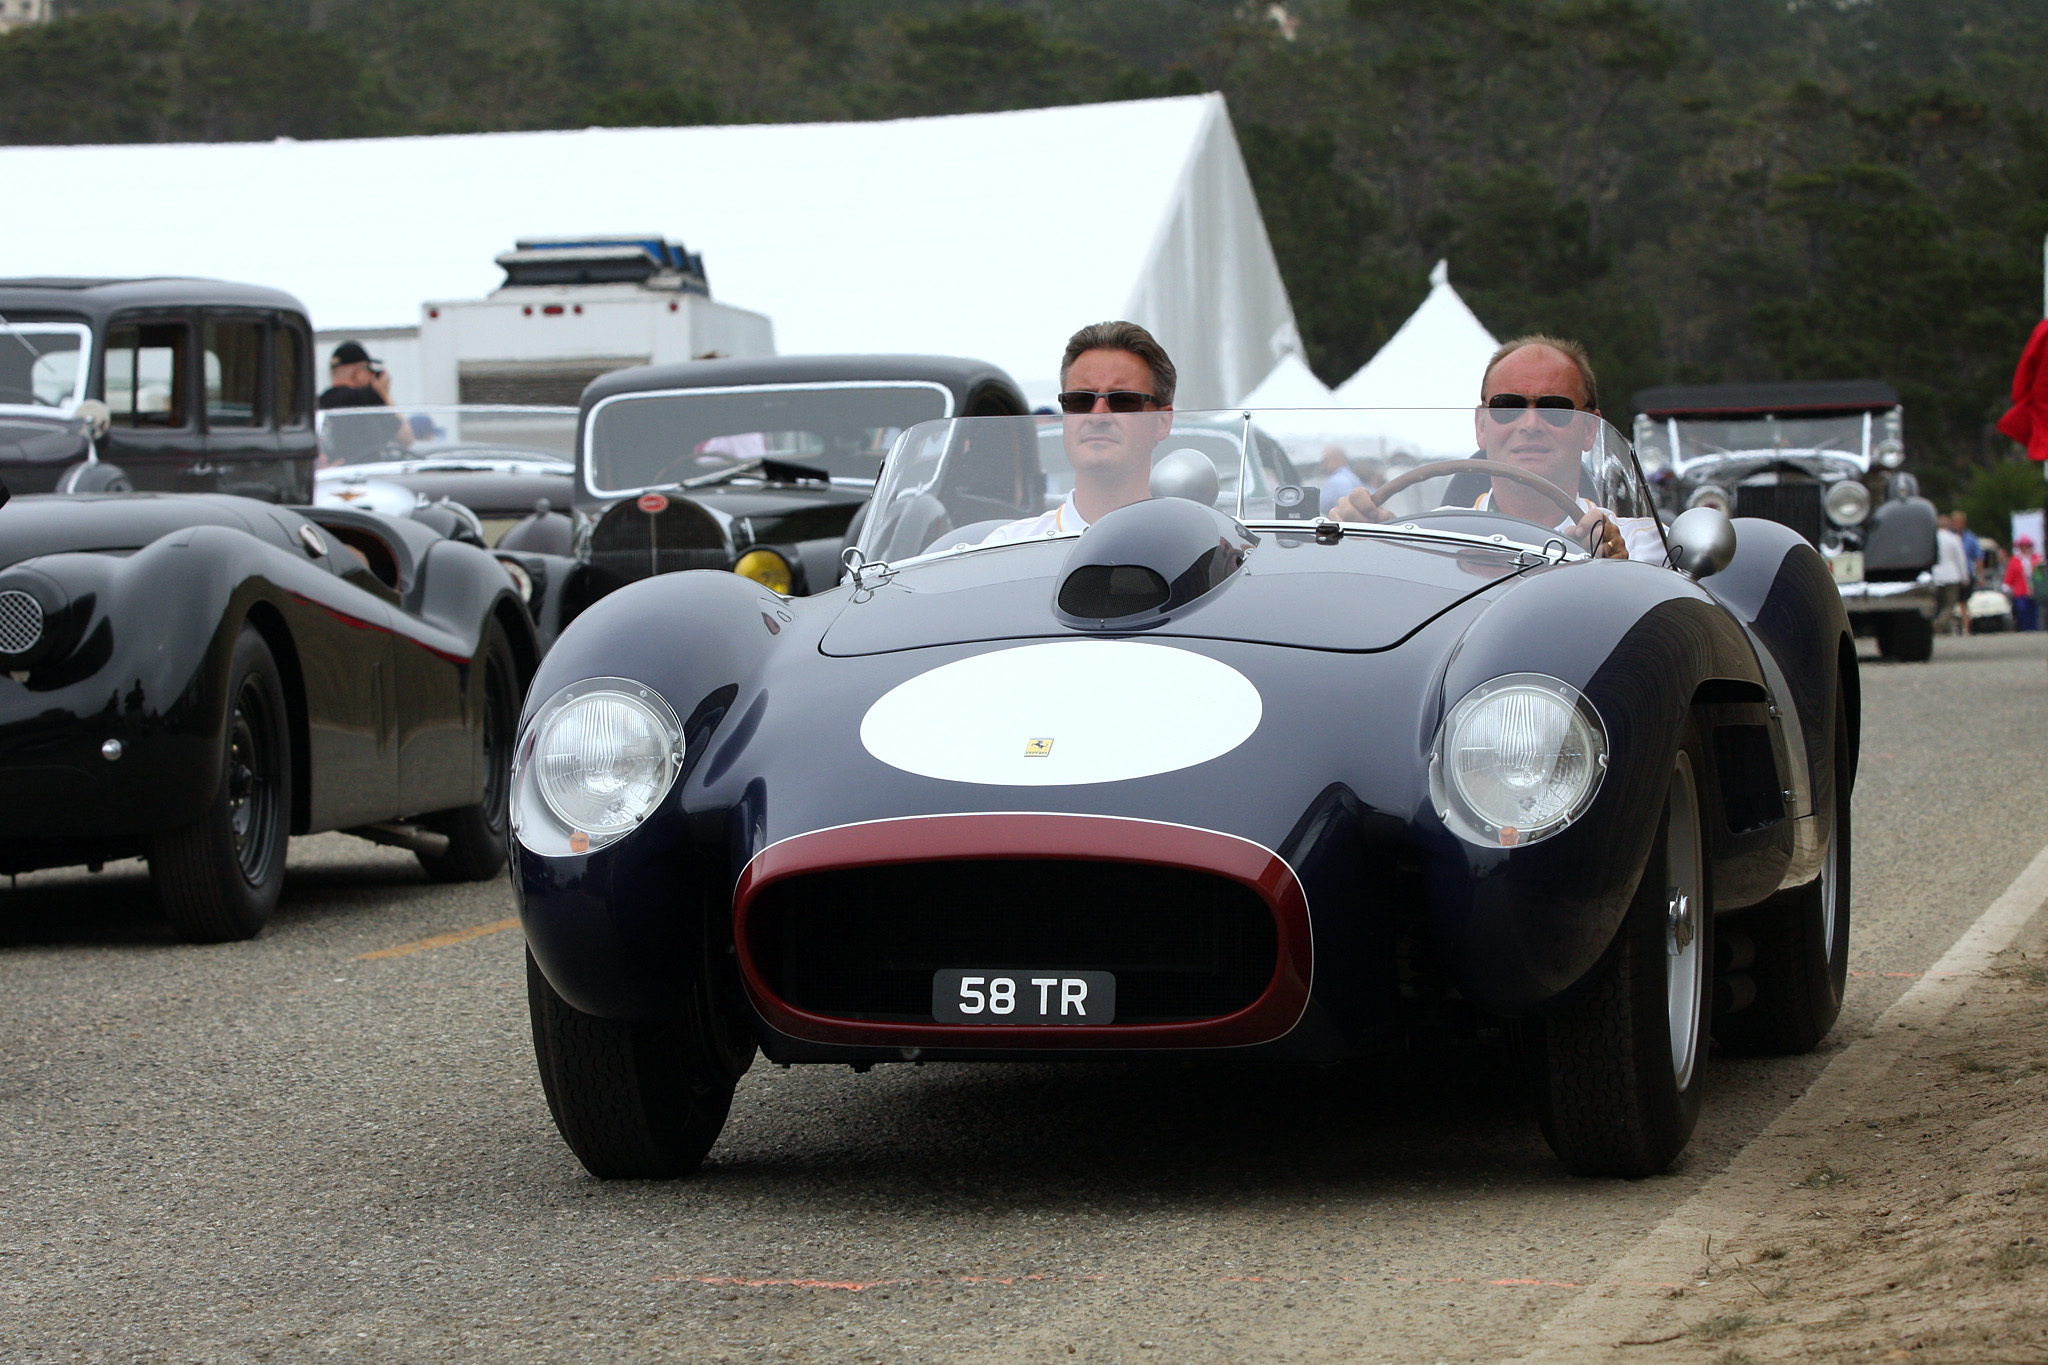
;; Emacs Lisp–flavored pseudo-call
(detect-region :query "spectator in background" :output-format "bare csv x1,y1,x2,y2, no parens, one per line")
1317,444,1361,517
317,340,407,463
2004,534,2041,631
1934,512,1971,634
1954,508,1982,587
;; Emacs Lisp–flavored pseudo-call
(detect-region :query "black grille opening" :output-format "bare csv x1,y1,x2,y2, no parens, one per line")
589,498,729,588
1735,482,1823,547
749,859,1279,1024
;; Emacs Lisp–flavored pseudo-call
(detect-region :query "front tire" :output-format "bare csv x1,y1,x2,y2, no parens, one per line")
150,626,292,942
1715,699,1852,1055
527,947,752,1180
416,624,518,882
1515,727,1713,1178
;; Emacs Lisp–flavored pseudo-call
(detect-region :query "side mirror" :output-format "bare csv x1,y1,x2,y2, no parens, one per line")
1667,505,1737,579
1149,447,1220,507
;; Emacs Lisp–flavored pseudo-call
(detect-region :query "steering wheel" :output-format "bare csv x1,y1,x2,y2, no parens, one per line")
1367,458,1585,526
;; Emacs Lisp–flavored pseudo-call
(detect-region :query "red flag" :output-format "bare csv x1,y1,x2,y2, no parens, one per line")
1997,318,2048,461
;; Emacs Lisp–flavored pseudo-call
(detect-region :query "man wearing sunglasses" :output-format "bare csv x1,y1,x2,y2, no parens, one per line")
1331,336,1661,563
979,321,1177,545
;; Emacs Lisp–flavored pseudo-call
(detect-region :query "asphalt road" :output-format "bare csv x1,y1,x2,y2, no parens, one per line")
3,631,2044,1365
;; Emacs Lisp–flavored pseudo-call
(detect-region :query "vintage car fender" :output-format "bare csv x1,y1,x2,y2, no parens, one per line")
1861,495,1937,579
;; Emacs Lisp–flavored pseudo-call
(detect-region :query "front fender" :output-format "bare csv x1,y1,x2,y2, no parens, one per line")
516,569,799,1018
1415,559,1770,1014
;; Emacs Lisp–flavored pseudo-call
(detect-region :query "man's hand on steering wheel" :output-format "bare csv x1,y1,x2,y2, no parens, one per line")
1331,486,1391,523
1571,507,1625,559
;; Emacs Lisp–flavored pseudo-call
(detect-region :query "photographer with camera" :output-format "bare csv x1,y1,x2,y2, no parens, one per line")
317,339,409,463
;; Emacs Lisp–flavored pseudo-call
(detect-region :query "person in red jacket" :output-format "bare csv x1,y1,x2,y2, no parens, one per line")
2004,534,2041,631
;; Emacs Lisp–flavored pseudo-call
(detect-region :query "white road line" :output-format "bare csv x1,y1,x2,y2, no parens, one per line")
1504,839,2048,1363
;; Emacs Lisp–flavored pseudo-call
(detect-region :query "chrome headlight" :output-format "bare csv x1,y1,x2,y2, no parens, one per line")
1875,438,1904,469
1825,480,1872,527
512,678,683,856
1429,673,1608,848
1686,484,1731,514
495,555,535,604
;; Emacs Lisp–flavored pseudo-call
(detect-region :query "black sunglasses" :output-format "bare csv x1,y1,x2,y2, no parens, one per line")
1484,393,1583,427
1057,389,1159,414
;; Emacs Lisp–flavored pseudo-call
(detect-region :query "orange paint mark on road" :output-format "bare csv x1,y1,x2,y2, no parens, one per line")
355,917,520,961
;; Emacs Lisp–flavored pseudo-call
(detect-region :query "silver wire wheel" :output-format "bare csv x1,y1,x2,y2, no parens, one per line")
1664,751,1705,1093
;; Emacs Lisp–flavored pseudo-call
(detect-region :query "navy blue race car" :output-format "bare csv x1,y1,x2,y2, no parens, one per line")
512,405,1855,1180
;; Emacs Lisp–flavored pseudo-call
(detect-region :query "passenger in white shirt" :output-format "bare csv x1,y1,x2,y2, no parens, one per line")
1330,335,1665,566
980,321,1176,545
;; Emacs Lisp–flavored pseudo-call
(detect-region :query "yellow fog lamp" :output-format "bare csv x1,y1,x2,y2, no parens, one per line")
734,547,793,594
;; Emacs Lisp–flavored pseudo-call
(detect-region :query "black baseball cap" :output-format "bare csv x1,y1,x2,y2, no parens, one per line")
329,340,376,366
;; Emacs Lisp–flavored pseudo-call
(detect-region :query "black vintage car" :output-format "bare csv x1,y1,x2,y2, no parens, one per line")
0,278,318,503
513,406,1855,1182
0,475,536,941
494,355,1028,634
1633,380,1939,661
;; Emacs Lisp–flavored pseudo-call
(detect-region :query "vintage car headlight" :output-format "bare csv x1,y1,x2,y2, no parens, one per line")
1429,673,1608,848
1685,485,1731,514
735,547,793,594
1825,480,1872,527
512,678,683,855
495,555,535,604
1876,438,1905,469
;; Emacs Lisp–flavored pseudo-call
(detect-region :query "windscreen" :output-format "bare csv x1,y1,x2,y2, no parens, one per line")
0,323,91,412
1656,413,1869,468
317,405,578,467
584,382,952,496
859,407,1661,565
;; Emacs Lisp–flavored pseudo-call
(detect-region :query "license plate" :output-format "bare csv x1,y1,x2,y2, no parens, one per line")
1829,551,1864,584
931,969,1116,1024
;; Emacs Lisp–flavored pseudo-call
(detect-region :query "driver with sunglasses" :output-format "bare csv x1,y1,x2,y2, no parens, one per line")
979,321,1176,545
1331,336,1664,564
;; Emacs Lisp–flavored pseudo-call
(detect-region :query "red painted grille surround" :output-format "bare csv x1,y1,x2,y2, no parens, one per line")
732,813,1313,1049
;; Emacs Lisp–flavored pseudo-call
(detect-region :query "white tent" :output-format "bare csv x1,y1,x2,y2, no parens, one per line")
1333,260,1499,456
0,94,1299,410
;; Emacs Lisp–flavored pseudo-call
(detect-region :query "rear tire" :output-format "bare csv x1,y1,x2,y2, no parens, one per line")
150,626,291,942
417,624,517,882
1716,699,1852,1055
527,946,752,1180
1515,725,1713,1178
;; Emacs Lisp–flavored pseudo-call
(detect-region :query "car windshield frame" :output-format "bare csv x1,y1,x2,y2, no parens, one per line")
856,407,1664,570
1649,411,1874,474
0,321,93,416
580,379,957,500
316,403,580,468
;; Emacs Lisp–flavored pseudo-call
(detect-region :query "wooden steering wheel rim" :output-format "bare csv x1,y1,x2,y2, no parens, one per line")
1367,457,1584,524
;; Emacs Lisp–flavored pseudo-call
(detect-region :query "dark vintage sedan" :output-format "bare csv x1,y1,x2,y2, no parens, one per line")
511,406,1856,1181
0,476,536,940
1633,380,1938,661
0,277,318,502
492,355,1028,637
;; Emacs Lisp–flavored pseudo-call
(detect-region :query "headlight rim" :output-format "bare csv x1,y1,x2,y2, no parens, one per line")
734,546,794,595
513,676,685,856
1685,484,1732,514
1429,671,1610,849
1824,478,1873,528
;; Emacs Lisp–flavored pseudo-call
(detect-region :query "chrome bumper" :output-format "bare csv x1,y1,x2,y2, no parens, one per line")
1837,575,1937,616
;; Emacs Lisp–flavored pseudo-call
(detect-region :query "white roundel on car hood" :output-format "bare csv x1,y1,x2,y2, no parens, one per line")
859,640,1263,786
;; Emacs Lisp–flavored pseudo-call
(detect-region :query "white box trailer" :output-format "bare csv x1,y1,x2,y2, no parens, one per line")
319,236,775,410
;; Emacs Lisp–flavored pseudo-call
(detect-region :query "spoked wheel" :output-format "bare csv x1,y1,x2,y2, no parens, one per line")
527,945,754,1180
1515,724,1713,1178
1716,700,1852,1055
418,625,518,882
151,626,292,942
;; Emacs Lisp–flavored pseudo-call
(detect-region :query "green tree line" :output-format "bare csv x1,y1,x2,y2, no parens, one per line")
7,0,2047,503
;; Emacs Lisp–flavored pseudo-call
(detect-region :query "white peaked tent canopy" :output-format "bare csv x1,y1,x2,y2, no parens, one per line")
0,95,1299,410
1334,260,1500,456
1232,351,1344,440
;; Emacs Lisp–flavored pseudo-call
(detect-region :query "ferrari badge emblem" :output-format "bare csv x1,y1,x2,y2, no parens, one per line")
1023,738,1053,758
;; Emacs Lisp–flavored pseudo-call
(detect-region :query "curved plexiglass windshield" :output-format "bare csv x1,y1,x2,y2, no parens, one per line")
317,404,577,467
858,408,1663,566
0,323,91,412
583,381,952,496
